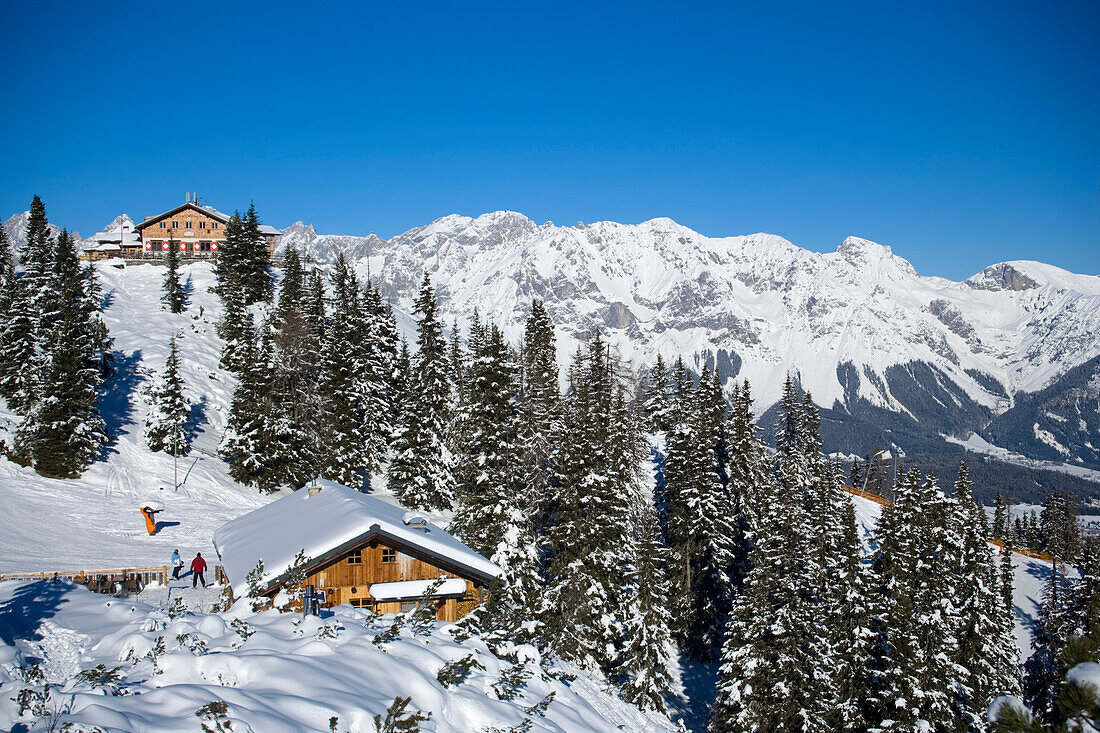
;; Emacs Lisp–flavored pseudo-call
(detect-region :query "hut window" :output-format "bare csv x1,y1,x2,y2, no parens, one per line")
199,221,206,229
399,602,417,613
213,222,219,229
346,550,362,565
159,221,166,229
351,598,371,608
381,548,396,563
172,220,179,228
186,220,192,229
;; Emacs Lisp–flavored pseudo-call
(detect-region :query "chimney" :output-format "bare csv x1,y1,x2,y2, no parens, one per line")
307,483,323,497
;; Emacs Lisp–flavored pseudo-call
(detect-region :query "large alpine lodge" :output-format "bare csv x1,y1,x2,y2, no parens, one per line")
83,194,279,261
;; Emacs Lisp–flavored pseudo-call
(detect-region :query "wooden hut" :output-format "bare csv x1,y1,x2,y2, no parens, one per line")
212,479,501,621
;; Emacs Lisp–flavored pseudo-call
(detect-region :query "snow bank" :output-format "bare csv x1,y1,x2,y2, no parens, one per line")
0,580,673,732
369,578,468,601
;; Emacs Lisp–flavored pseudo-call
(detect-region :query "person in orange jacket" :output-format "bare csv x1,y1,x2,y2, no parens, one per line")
190,552,207,588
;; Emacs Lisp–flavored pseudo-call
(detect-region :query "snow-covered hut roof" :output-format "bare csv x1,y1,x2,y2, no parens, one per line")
258,224,280,235
212,478,501,598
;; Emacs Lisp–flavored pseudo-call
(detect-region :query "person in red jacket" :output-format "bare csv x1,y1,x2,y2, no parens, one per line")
190,552,207,588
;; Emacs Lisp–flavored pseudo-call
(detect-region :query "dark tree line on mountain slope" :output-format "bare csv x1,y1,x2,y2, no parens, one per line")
0,196,112,478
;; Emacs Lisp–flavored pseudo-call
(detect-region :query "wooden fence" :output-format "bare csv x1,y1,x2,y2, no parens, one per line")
0,566,170,594
842,484,893,506
839,484,1055,564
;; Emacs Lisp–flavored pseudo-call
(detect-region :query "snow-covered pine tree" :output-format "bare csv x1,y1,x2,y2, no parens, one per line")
26,230,108,477
213,212,244,297
0,224,16,389
0,242,39,412
992,488,1008,541
1041,491,1080,567
681,366,737,662
518,299,559,537
388,273,455,510
619,456,675,714
642,352,671,434
540,331,633,674
163,235,185,313
239,203,274,306
220,337,275,490
359,280,398,477
1022,563,1074,727
451,321,521,554
217,285,254,374
725,379,769,572
319,302,364,486
260,245,322,488
950,462,1020,729
711,378,819,732
21,195,56,333
865,468,927,731
829,497,875,731
145,336,190,456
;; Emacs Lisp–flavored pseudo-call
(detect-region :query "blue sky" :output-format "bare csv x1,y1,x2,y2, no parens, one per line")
1,1,1096,279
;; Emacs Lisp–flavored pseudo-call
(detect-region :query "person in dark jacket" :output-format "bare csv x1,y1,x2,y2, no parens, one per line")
191,552,207,588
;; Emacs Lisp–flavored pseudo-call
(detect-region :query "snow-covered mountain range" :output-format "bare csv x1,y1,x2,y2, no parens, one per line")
272,211,1100,472
7,208,1100,477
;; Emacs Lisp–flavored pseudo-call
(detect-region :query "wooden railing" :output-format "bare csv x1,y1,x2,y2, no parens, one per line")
839,484,1056,564
989,539,1054,562
842,484,893,506
0,566,169,591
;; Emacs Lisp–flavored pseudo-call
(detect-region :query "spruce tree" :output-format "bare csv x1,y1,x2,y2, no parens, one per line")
259,247,322,489
518,299,560,536
359,281,398,477
21,194,56,331
0,269,38,412
642,353,671,433
620,462,675,713
540,332,633,674
451,322,521,556
26,231,107,477
951,462,1020,728
220,337,274,490
388,274,455,510
145,336,190,456
217,286,254,374
238,203,274,305
163,235,185,313
993,488,1008,541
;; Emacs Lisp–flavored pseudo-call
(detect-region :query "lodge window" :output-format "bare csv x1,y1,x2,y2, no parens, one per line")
350,598,371,608
399,602,417,613
172,221,179,228
346,550,362,565
186,220,192,229
213,222,219,229
381,548,396,563
200,241,211,252
159,222,166,229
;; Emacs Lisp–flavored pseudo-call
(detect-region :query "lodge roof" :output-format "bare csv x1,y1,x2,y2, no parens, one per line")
212,478,502,598
134,202,281,238
134,202,232,234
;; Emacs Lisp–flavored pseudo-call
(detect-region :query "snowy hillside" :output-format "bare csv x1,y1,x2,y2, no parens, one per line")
269,211,1100,469
0,262,267,573
0,580,674,732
